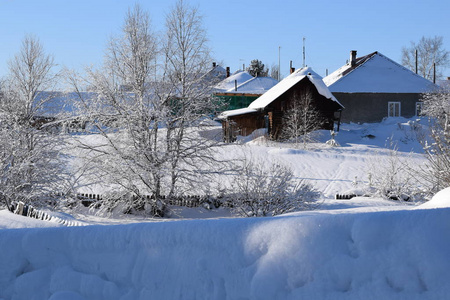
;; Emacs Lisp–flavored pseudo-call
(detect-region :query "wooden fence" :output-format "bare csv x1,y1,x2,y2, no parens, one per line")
74,192,233,209
9,201,85,227
335,194,357,200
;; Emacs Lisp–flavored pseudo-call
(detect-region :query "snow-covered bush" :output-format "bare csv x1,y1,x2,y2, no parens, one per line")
229,158,319,217
367,145,425,201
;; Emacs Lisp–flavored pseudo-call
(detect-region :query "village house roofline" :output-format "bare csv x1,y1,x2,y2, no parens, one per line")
214,71,254,92
223,76,278,94
218,67,343,119
248,67,343,110
323,51,437,93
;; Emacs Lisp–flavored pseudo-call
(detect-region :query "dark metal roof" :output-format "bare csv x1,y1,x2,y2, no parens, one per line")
340,51,378,78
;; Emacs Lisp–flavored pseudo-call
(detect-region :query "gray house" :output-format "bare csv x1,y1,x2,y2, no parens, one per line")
323,51,437,123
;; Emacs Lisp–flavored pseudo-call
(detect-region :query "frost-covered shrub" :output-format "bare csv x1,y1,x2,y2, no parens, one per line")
367,146,426,202
94,191,165,217
420,89,450,192
229,159,319,217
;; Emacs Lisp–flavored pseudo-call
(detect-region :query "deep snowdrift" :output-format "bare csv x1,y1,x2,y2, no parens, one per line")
1,207,450,300
0,117,444,299
417,187,450,209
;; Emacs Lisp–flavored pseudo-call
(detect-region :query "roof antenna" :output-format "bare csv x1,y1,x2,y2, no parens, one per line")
302,37,306,68
278,46,281,81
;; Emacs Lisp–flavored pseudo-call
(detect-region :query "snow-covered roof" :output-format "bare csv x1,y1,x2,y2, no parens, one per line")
34,91,91,117
217,107,258,119
223,76,278,94
214,71,254,92
249,67,342,109
323,52,437,93
200,65,227,84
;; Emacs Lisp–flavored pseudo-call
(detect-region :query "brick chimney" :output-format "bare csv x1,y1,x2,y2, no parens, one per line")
290,67,295,74
350,50,357,67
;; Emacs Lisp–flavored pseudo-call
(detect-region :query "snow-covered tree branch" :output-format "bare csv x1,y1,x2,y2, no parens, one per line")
419,88,450,191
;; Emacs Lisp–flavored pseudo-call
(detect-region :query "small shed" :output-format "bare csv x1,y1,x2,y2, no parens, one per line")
218,67,343,141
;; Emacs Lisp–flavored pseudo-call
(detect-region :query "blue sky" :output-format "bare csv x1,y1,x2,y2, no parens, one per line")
1,0,449,80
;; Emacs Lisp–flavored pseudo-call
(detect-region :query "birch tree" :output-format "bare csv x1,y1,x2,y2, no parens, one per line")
161,0,222,198
402,36,450,81
0,35,63,210
68,3,223,216
67,4,165,214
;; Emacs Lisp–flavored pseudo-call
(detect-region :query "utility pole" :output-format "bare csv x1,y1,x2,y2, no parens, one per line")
415,49,418,74
302,37,306,68
433,63,436,84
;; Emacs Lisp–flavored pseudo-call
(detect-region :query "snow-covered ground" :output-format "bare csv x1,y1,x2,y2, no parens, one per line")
71,116,428,199
1,117,449,300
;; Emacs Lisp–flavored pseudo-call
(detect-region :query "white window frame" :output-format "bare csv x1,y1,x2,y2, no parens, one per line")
415,102,423,116
388,102,401,117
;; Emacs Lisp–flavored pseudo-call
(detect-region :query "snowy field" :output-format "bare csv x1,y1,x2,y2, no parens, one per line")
1,117,449,300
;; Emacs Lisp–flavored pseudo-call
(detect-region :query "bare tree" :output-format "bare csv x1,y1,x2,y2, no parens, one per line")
161,0,223,198
67,3,223,216
0,35,64,210
270,63,280,81
401,36,450,81
281,87,324,147
66,4,165,215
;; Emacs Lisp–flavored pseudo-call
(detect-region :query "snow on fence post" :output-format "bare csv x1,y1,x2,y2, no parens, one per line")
14,202,24,215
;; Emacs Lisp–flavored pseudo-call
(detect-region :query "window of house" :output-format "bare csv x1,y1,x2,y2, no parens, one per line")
415,102,423,116
388,102,401,117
